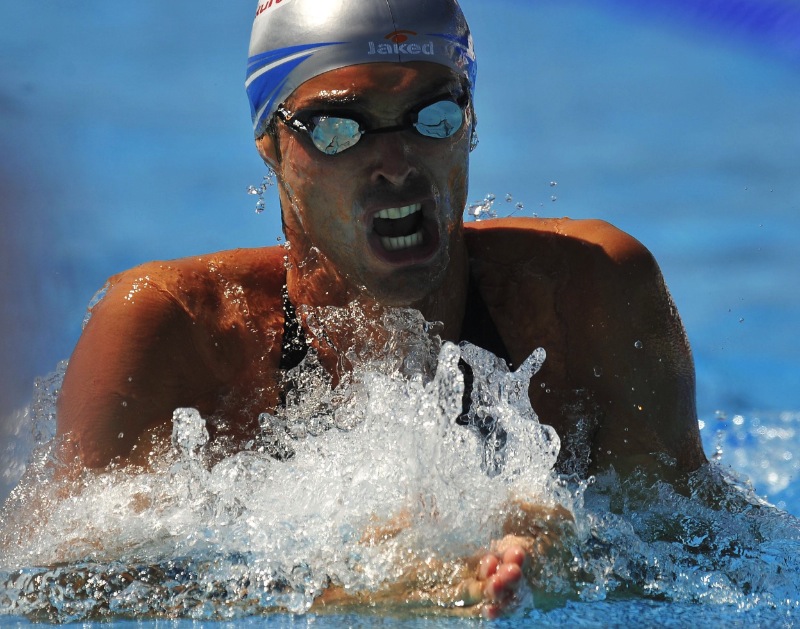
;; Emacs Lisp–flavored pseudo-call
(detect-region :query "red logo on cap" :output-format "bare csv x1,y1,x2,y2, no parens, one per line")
385,30,417,44
255,0,284,18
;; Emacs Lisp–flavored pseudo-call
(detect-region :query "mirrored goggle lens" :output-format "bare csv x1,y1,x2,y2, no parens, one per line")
414,100,464,139
307,99,465,155
310,117,362,155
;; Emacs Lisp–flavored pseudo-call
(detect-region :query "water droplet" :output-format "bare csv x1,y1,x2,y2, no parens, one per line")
467,193,498,221
634,340,643,349
593,366,603,377
738,317,744,323
118,432,124,439
248,170,276,214
505,193,513,202
121,401,128,407
549,181,558,187
515,202,524,210
550,195,557,202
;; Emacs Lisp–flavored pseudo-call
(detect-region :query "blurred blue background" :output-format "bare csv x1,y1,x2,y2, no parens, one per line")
1,1,798,431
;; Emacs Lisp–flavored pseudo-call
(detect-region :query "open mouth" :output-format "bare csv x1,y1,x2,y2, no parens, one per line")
372,203,425,251
367,200,441,265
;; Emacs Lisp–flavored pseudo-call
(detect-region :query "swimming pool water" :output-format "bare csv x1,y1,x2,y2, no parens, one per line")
1,0,799,625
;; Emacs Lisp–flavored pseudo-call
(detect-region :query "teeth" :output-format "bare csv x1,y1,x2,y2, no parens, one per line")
375,203,421,220
381,231,423,251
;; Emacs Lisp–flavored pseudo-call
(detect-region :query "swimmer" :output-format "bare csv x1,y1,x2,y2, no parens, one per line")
55,0,707,616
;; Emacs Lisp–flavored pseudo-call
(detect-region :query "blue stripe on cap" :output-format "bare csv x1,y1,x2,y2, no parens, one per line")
247,42,331,74
426,31,477,91
247,54,311,131
246,42,344,134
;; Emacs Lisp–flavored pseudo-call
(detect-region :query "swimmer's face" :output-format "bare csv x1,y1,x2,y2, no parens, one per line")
257,62,472,305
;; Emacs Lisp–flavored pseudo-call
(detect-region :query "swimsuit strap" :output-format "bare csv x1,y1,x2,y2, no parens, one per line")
280,285,308,371
453,273,510,473
458,272,512,364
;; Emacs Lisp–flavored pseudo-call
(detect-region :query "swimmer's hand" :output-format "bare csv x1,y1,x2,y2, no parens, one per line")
310,539,527,618
312,501,575,618
455,501,576,617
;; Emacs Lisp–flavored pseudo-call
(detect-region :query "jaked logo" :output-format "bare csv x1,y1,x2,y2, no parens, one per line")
368,30,435,56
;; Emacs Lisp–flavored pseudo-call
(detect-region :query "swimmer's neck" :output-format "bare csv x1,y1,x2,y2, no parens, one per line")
284,240,469,343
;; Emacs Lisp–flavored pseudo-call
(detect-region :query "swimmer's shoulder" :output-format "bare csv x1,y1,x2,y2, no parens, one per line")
59,246,289,468
87,246,288,383
463,217,666,352
464,216,654,270
103,246,287,319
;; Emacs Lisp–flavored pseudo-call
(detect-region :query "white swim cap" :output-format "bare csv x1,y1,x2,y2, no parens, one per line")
246,0,477,137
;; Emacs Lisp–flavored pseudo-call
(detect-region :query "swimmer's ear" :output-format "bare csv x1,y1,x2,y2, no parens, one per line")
255,132,279,168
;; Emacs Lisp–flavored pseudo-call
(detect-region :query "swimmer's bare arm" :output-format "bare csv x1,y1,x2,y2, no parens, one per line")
56,268,227,469
579,221,706,475
466,218,706,476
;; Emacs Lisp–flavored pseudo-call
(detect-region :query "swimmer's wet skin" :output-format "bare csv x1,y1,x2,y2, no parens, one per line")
52,0,707,618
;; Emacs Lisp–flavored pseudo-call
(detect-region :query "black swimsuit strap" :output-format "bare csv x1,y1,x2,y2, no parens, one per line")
280,285,308,371
459,272,512,365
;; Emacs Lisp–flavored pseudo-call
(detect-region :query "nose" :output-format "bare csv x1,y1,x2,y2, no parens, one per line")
367,133,416,186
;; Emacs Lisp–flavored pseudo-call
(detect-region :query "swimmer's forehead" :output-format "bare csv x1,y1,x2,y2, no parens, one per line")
285,63,465,110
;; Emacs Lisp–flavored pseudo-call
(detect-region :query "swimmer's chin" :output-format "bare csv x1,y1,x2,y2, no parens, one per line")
359,260,451,307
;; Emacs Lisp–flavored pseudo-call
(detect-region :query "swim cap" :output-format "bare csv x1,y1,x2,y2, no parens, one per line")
246,0,477,137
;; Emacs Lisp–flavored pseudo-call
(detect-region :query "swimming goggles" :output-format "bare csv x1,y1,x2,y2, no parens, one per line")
274,95,468,156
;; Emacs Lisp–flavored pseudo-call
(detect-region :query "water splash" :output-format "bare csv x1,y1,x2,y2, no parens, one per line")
247,170,276,214
467,193,497,221
467,191,534,220
81,282,110,330
1,311,800,622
